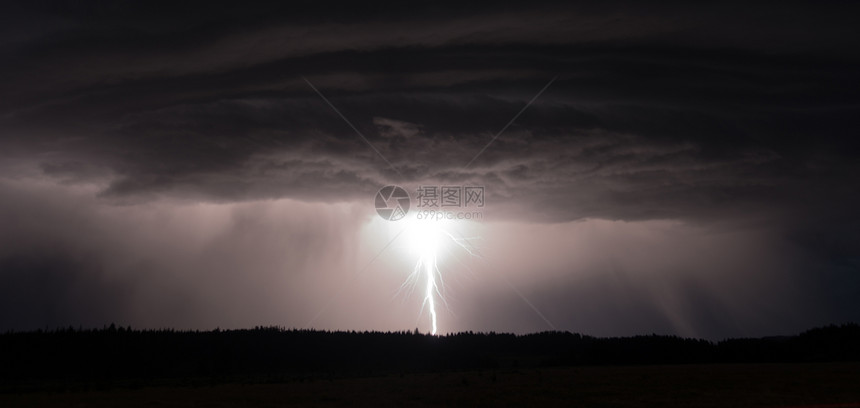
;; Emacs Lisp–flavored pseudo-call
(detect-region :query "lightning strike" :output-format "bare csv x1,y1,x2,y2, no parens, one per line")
420,253,439,334
401,219,480,335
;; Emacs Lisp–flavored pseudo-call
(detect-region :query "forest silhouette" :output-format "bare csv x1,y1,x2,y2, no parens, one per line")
2,323,858,392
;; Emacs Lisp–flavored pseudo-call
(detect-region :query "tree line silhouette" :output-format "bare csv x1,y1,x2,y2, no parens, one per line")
1,323,858,392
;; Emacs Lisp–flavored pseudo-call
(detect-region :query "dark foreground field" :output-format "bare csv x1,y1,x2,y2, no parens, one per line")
2,363,859,407
2,325,859,407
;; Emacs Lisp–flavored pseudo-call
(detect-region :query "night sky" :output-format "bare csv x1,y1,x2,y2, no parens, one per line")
1,1,858,340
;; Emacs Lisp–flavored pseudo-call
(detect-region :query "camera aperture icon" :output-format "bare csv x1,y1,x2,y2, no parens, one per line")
375,185,410,221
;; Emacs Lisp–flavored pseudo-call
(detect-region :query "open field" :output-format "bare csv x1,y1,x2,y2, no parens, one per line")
3,363,859,407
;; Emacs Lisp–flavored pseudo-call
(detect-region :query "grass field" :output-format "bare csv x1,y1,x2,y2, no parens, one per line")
2,363,859,407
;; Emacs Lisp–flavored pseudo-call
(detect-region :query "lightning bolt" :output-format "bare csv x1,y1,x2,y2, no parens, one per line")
404,234,442,335
399,221,480,335
422,254,439,334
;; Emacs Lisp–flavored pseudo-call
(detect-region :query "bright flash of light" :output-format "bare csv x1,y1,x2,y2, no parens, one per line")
399,218,480,335
417,248,439,334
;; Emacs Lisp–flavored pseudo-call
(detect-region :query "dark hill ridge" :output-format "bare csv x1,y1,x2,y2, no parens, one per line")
1,324,858,392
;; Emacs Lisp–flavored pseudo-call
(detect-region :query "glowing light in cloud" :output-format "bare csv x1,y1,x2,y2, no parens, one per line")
397,216,479,334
